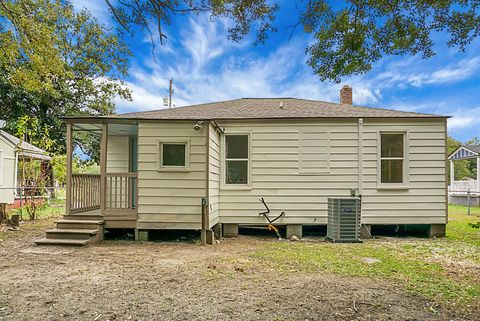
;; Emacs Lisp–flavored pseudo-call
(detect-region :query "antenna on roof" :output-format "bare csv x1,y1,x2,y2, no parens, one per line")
163,78,174,108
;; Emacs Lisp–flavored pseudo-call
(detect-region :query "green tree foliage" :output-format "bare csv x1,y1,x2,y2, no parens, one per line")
15,115,53,219
110,1,480,83
0,0,131,157
465,137,479,178
301,1,480,82
51,155,99,186
448,136,475,182
106,0,278,46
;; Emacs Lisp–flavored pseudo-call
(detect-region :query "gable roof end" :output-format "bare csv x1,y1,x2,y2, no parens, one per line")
448,145,480,160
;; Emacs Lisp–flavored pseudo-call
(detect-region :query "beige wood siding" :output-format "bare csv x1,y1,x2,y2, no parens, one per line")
136,122,207,229
216,118,446,225
208,123,220,228
218,120,360,225
106,136,130,208
107,136,130,173
132,117,446,229
361,119,447,224
0,138,16,204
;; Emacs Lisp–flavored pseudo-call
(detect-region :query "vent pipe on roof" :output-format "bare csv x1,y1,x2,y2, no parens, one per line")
279,101,284,109
340,85,353,104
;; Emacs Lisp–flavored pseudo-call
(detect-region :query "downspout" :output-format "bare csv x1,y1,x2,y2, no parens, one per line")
358,118,364,196
445,119,449,224
201,121,211,245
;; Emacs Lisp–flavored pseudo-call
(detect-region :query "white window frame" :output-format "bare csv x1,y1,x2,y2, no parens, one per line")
221,132,252,190
157,139,190,172
377,131,410,189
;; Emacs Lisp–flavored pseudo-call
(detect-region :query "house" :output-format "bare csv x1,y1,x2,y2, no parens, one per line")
448,145,480,206
35,86,449,246
0,129,52,206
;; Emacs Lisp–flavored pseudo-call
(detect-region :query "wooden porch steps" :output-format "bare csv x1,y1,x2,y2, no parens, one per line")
34,238,90,246
44,228,99,240
35,219,104,247
55,219,104,229
63,214,104,221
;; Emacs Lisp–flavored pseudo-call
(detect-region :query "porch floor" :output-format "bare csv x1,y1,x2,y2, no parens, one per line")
65,209,137,229
69,209,102,216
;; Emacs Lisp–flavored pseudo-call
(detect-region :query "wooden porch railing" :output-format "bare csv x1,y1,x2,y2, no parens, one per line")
69,172,137,215
71,174,101,213
105,172,137,215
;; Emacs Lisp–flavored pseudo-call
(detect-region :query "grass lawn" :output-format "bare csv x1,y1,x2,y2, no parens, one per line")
253,204,480,312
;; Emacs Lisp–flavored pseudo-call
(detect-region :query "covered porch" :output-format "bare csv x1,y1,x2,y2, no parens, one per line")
65,120,139,228
448,145,480,206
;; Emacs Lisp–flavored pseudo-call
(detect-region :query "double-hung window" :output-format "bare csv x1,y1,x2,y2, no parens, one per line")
225,134,249,185
380,132,405,184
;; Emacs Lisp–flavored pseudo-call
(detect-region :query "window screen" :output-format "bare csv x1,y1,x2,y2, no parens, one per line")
162,144,186,166
380,133,404,183
225,135,249,184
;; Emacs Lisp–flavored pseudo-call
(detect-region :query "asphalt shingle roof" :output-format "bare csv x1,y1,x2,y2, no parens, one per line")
466,145,480,154
0,130,51,160
116,98,447,120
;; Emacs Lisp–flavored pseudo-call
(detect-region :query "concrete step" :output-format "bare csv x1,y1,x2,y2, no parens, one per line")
34,238,90,246
46,229,98,240
55,219,104,230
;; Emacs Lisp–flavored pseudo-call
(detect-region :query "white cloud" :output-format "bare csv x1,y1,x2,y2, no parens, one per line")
428,58,480,84
448,116,476,130
115,13,480,124
375,56,480,88
115,81,176,112
116,15,386,113
448,107,480,131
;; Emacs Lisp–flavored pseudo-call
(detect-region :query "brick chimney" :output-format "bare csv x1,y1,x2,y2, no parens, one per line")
340,85,352,104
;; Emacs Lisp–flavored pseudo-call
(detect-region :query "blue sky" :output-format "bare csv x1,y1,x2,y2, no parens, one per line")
75,0,480,143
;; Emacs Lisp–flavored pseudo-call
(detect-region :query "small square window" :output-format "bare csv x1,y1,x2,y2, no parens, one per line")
162,143,186,167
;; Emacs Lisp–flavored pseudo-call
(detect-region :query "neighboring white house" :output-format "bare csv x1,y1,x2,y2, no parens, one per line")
36,86,449,246
448,145,480,206
0,130,51,204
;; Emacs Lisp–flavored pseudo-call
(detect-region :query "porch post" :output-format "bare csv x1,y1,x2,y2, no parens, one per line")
449,160,454,188
100,123,108,214
65,123,73,215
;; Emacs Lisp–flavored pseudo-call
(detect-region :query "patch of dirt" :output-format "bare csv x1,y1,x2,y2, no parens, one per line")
0,228,476,321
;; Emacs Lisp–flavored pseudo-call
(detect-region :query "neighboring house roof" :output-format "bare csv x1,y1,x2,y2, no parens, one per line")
0,130,51,161
114,98,448,120
448,145,480,161
466,145,480,154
